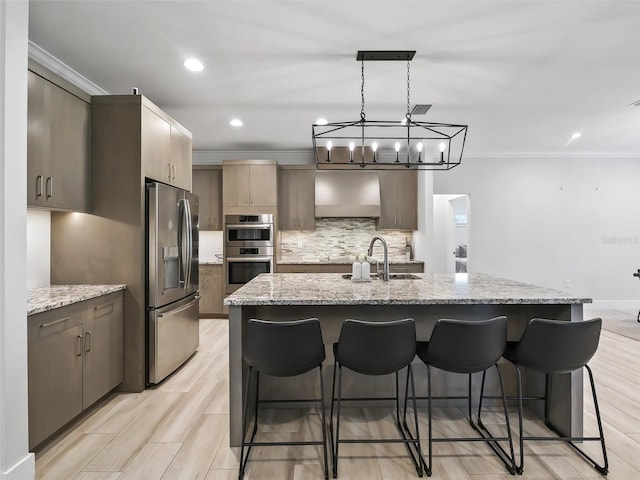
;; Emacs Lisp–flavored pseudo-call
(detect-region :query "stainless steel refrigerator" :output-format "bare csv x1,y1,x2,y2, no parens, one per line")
146,181,200,384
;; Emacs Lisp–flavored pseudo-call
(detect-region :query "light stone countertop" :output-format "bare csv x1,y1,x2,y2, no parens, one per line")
200,259,223,265
28,284,126,316
277,259,424,265
224,273,591,306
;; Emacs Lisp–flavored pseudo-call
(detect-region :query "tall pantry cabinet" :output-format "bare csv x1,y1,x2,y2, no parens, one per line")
51,94,192,392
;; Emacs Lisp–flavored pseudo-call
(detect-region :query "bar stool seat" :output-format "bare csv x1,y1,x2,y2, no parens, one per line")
330,318,423,478
416,317,516,476
499,317,608,475
239,318,328,480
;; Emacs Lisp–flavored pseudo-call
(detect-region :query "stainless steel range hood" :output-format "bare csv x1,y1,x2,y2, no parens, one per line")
315,170,380,217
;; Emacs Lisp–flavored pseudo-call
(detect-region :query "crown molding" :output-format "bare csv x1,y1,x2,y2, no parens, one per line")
28,41,109,95
193,149,315,165
464,152,640,160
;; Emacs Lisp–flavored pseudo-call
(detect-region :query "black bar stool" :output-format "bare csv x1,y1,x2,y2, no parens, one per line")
495,317,608,475
239,318,329,480
330,318,423,478
416,316,516,476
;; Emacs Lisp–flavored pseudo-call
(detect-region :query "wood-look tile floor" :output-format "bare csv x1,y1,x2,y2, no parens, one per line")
35,310,640,479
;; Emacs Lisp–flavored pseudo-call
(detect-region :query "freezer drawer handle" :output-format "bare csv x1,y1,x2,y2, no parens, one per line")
40,316,72,328
157,295,201,318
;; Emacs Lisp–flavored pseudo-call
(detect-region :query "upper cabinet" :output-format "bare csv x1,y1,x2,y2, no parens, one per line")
223,160,277,207
27,70,91,212
192,168,222,230
378,170,417,230
141,104,193,191
278,168,315,230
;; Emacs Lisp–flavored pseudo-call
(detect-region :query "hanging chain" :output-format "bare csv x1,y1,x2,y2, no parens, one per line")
406,59,411,121
360,59,366,121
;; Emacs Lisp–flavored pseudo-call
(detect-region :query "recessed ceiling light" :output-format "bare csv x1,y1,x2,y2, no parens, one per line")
184,58,203,72
230,118,243,127
571,132,581,140
316,118,328,125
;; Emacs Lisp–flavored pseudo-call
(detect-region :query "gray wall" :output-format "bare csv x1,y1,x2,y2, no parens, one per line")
434,156,640,305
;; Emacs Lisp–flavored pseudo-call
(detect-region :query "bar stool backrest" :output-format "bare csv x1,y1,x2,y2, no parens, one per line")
426,317,507,373
510,318,602,373
244,318,326,377
336,318,416,375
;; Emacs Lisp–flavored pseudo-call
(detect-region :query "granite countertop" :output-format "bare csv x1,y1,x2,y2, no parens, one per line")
28,285,126,316
224,273,591,306
277,259,424,265
200,258,223,265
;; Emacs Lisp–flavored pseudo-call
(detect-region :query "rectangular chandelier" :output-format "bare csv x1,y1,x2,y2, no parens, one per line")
312,50,468,171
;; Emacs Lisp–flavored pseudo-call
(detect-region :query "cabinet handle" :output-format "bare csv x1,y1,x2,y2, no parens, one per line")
168,163,172,181
94,300,115,311
398,215,402,226
172,164,177,181
36,175,43,198
85,331,91,352
76,335,83,357
40,316,71,328
46,177,53,198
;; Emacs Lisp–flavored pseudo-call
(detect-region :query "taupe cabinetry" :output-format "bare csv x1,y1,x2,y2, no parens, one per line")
223,161,277,207
278,168,315,230
28,292,124,449
192,169,222,230
141,105,193,191
199,264,223,316
378,170,417,230
27,70,90,211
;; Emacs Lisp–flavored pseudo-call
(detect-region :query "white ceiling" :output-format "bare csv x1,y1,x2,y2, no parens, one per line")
28,0,640,157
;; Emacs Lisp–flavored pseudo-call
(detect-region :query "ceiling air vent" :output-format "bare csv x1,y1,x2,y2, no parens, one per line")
411,104,432,115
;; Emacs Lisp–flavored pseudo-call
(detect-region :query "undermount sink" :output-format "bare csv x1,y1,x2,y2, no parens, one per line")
341,273,421,280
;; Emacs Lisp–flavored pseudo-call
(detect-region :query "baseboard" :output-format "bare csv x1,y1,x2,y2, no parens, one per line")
1,453,35,480
588,300,640,310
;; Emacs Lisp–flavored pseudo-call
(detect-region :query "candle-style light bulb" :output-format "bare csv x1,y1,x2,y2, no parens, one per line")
394,142,400,163
439,142,446,163
349,141,355,163
417,142,423,163
326,141,332,162
371,142,378,162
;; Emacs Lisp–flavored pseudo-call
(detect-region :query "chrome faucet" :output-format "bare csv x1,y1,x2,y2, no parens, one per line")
368,235,389,281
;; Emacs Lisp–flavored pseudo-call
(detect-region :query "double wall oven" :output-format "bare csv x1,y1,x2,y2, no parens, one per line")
225,214,273,293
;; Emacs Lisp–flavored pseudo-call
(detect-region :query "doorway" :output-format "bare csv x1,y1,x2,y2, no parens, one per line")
432,194,469,274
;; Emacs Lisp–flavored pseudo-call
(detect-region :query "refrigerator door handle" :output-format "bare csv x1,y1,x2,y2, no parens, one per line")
178,198,189,288
184,198,193,290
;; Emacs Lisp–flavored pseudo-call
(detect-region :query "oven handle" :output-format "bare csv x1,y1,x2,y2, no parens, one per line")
225,224,272,230
226,256,273,263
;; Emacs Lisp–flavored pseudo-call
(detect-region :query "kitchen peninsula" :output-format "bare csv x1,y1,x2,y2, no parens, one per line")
224,273,591,446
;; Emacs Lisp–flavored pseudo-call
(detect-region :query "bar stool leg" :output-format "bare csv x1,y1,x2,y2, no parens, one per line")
408,364,424,477
515,364,524,475
332,364,343,478
239,366,253,479
319,365,329,480
426,364,433,476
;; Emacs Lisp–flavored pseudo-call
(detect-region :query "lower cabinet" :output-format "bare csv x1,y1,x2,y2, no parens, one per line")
200,264,224,316
28,291,124,449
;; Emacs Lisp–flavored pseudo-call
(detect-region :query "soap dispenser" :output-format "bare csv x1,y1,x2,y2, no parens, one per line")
351,255,362,280
361,255,370,279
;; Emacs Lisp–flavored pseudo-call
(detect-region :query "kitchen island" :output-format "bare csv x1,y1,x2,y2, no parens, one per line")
224,272,591,446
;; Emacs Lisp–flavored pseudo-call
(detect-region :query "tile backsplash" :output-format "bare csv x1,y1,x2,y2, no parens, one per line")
280,218,412,262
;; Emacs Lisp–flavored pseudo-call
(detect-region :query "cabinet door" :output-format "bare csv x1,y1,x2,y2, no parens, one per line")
210,264,223,314
171,126,192,191
142,106,172,184
82,294,124,409
279,169,315,230
395,170,417,230
27,71,46,207
199,267,213,314
210,169,222,230
378,171,398,229
46,79,91,212
249,164,277,206
223,164,250,207
28,312,83,449
193,170,213,230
